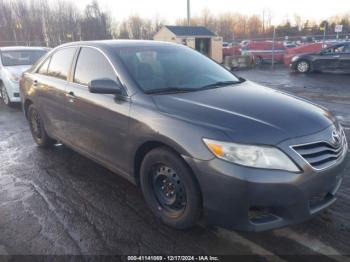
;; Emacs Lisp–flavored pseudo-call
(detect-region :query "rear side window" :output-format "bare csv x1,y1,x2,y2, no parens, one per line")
344,45,350,53
74,47,116,86
37,58,51,75
47,48,76,80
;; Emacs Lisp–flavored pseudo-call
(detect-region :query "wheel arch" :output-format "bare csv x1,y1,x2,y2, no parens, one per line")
133,140,199,188
23,99,33,119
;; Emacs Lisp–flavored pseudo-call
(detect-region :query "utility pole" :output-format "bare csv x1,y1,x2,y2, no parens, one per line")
323,25,327,48
321,21,327,48
187,0,191,26
262,9,265,33
271,26,276,69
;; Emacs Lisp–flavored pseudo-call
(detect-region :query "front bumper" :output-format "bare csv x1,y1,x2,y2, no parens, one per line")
184,127,348,232
290,61,298,70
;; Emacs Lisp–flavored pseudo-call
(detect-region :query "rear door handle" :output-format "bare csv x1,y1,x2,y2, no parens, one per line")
66,91,76,102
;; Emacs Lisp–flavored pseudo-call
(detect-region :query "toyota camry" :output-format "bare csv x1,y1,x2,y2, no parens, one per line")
20,40,348,231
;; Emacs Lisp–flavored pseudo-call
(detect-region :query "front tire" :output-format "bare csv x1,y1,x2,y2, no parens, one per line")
0,84,12,106
296,60,310,73
140,147,202,229
28,104,56,148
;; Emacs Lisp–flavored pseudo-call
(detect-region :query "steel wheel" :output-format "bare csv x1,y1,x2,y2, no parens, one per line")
29,108,43,139
27,104,56,148
297,61,310,73
151,164,187,216
140,147,201,229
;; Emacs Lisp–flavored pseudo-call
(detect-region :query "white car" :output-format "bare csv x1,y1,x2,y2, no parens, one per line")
0,46,48,106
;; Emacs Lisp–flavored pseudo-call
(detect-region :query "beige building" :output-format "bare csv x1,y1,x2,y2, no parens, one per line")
154,25,223,63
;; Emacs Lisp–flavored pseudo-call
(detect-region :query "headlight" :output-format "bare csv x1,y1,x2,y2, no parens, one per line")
203,138,300,172
9,74,20,83
5,70,19,83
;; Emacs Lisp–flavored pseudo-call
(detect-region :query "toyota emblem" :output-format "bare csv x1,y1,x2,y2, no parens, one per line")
332,129,341,145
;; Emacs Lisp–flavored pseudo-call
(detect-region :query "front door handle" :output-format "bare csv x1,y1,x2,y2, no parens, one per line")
66,91,76,103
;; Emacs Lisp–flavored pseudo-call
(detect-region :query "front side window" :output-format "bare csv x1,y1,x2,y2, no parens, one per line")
115,45,240,93
334,46,345,53
323,45,346,54
74,47,116,86
47,48,77,80
343,45,350,53
37,58,51,75
1,50,47,67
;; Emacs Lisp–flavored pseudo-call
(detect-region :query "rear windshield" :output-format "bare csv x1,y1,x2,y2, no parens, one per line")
114,45,239,93
1,50,47,66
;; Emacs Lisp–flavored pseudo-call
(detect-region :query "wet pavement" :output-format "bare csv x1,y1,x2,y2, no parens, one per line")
0,68,349,258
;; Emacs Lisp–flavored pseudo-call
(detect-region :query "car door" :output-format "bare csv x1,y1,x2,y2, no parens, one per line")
313,46,341,71
65,47,131,173
33,47,77,140
339,45,350,72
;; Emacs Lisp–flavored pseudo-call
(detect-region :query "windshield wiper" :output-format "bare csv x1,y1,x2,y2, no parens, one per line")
145,87,195,94
199,80,241,90
145,80,242,94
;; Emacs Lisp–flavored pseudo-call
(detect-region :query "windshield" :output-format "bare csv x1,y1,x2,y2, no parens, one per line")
1,50,47,66
115,45,240,93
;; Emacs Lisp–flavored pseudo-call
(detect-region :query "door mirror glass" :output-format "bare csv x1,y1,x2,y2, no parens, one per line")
88,79,122,95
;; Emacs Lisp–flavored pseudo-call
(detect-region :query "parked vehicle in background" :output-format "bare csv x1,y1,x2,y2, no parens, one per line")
283,41,297,49
223,44,241,57
284,43,328,66
0,46,48,106
21,40,347,232
222,42,230,48
241,40,285,65
291,42,350,73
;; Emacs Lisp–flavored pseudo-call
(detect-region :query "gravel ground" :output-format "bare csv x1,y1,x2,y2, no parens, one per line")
0,67,349,259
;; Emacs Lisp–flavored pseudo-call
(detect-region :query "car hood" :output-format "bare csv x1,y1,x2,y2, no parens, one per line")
296,52,320,58
4,65,31,77
152,81,336,145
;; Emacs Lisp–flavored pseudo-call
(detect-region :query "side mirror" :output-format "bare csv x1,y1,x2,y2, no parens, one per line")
88,79,122,95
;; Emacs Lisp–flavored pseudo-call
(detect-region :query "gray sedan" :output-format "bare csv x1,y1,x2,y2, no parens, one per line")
20,40,348,231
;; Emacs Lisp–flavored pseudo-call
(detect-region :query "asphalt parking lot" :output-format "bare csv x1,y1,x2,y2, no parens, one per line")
0,67,349,259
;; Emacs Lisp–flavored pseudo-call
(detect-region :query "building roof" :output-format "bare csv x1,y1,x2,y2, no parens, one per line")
164,26,216,37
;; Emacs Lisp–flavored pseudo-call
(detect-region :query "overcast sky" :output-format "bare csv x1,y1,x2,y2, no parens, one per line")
73,0,350,24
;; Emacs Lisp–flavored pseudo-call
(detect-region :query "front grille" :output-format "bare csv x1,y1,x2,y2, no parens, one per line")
292,129,348,170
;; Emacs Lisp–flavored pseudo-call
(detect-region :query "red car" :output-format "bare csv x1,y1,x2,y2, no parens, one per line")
241,41,285,64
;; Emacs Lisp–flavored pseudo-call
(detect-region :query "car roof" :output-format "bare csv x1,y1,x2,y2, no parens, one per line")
58,40,179,50
0,46,49,51
329,42,350,48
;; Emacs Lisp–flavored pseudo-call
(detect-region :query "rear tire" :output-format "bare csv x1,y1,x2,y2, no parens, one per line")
140,147,202,229
0,84,12,106
296,60,310,73
28,104,56,148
